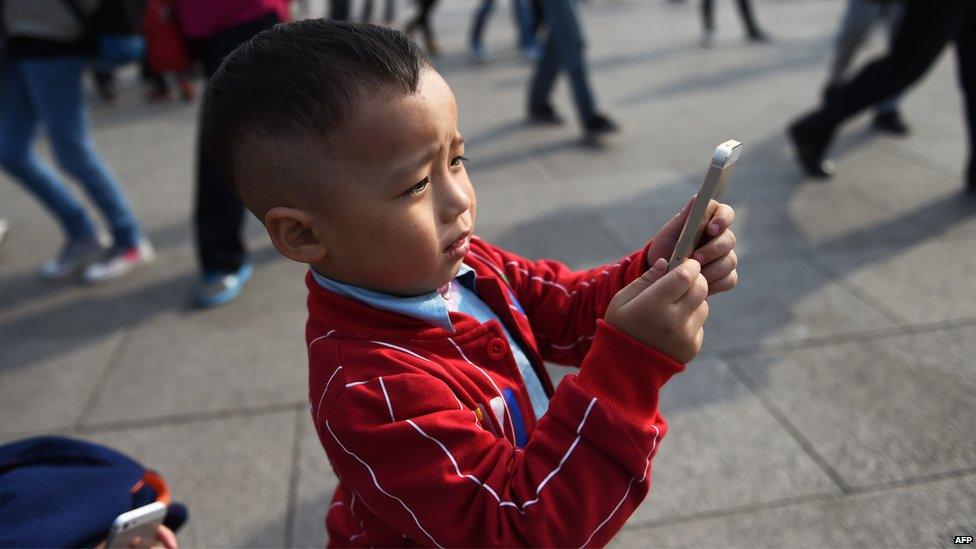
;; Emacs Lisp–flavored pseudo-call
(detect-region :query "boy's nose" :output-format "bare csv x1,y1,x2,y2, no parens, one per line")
440,180,472,221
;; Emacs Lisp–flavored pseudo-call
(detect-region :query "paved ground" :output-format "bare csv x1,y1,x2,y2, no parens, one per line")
1,0,974,547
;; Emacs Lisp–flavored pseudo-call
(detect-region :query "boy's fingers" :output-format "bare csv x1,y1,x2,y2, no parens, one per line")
700,249,737,281
676,273,709,310
156,525,178,549
691,299,710,328
649,259,701,304
693,229,736,265
705,203,735,237
708,271,739,295
614,257,669,306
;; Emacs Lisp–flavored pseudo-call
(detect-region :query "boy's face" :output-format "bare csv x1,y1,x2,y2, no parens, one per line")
310,68,476,296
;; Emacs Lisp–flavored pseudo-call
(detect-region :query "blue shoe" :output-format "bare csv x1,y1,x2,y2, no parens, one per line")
195,263,253,309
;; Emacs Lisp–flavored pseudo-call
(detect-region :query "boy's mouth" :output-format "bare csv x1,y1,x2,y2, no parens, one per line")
443,232,472,258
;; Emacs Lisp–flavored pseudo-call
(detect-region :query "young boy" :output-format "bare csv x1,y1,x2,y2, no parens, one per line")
202,20,738,546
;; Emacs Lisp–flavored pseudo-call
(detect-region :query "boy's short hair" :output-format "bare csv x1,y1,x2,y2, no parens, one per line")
202,19,430,219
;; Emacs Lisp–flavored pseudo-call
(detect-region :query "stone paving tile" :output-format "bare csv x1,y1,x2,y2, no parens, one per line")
481,210,631,271
731,181,938,258
702,253,897,354
837,148,976,243
88,410,296,548
467,158,576,231
809,238,976,325
0,246,197,341
629,359,839,524
0,333,123,435
612,472,976,548
729,325,976,489
85,296,307,425
883,60,970,179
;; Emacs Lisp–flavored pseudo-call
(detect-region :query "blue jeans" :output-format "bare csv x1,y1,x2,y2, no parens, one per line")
470,0,537,50
528,0,596,123
0,56,141,248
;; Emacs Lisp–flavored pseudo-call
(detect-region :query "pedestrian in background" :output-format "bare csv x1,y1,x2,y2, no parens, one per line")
527,0,617,141
142,0,195,103
469,0,539,62
404,0,441,56
700,0,768,46
0,0,155,283
788,0,975,195
172,0,290,308
825,0,908,134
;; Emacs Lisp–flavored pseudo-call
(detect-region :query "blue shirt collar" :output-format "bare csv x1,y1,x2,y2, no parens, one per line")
310,265,477,332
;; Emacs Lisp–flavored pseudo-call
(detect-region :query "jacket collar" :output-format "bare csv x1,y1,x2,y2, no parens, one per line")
306,247,509,342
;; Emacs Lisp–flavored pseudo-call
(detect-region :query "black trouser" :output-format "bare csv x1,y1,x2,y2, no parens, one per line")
330,0,350,20
409,0,440,41
701,0,761,35
803,0,976,166
192,13,280,274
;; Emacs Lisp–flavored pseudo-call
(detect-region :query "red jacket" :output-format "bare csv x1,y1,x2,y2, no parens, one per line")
306,237,685,547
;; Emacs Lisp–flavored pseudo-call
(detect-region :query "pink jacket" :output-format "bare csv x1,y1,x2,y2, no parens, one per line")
172,0,289,39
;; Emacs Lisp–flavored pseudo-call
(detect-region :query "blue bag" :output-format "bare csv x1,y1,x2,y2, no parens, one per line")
98,34,146,65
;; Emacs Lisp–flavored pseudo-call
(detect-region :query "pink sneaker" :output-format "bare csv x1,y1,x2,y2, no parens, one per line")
82,239,155,284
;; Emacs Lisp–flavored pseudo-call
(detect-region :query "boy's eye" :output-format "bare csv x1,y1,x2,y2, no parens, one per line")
404,178,429,197
451,155,469,168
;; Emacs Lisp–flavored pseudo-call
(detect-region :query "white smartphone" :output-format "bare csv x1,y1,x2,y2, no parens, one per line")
668,140,742,271
105,501,168,549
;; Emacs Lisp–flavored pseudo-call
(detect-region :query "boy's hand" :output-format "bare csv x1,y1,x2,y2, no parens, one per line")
646,198,738,295
605,258,709,363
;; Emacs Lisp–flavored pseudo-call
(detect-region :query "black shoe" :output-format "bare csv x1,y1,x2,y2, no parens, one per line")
584,113,619,138
95,81,119,104
787,117,835,178
747,29,770,43
821,83,841,105
528,103,564,125
872,110,910,136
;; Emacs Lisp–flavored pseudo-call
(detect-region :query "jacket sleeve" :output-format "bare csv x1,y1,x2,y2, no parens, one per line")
470,238,654,366
315,323,684,548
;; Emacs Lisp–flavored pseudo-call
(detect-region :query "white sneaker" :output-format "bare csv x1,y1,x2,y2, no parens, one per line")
83,239,155,284
40,237,107,280
0,218,8,250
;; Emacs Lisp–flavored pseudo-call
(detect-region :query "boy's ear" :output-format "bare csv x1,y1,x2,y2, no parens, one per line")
264,207,328,264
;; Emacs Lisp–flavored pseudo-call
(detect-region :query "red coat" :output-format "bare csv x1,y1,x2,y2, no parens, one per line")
142,0,189,74
306,237,685,547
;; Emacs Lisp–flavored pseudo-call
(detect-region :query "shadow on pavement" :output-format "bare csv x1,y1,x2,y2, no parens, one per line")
489,127,975,414
0,243,283,373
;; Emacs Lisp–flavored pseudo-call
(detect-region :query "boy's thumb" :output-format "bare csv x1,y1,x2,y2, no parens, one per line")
614,258,669,306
